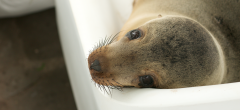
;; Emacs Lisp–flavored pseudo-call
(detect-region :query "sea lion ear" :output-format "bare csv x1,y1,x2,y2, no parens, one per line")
157,14,162,18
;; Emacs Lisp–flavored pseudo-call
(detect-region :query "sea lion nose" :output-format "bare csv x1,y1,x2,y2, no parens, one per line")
90,59,101,72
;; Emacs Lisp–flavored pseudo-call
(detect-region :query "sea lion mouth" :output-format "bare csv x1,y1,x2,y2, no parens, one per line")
88,33,127,92
88,33,120,77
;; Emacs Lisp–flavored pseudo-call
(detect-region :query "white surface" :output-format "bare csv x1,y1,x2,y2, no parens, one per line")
0,0,54,17
69,0,132,57
56,0,240,110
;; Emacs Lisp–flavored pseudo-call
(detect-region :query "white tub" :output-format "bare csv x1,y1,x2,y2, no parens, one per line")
0,0,54,17
55,0,240,110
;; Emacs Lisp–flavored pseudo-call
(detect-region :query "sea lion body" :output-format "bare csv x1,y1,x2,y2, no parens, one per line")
88,0,240,89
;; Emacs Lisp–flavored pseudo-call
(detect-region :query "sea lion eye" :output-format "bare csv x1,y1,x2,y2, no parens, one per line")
139,75,154,88
126,29,142,40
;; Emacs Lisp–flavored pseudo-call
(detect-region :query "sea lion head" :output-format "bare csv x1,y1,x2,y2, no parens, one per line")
88,16,220,89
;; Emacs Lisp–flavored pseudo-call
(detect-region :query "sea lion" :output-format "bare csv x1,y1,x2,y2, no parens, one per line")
88,0,240,89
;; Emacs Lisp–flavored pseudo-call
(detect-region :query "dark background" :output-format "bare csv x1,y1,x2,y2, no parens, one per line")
0,8,77,110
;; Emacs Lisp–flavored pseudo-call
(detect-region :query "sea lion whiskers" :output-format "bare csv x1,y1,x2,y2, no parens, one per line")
91,77,123,95
89,32,120,54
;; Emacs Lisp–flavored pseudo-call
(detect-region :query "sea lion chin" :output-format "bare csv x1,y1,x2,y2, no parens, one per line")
88,16,224,89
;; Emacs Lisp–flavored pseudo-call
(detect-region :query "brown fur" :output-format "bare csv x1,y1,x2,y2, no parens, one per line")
88,0,240,89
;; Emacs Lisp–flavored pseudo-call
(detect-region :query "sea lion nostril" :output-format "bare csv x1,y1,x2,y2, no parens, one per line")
90,59,101,72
